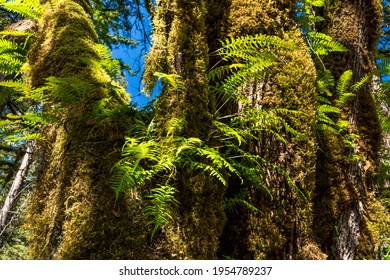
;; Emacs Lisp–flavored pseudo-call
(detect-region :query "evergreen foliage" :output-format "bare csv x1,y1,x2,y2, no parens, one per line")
143,185,179,238
0,0,43,21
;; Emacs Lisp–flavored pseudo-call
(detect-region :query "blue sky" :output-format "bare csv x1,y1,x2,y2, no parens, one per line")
110,6,159,109
112,45,151,107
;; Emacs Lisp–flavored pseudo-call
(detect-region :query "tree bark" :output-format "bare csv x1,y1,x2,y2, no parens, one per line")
144,0,225,259
25,0,140,259
207,0,323,259
315,0,388,259
0,141,34,247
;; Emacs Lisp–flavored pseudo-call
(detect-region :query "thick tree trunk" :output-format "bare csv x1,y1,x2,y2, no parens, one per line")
315,0,390,259
0,141,34,247
144,0,225,259
25,0,141,259
207,0,323,259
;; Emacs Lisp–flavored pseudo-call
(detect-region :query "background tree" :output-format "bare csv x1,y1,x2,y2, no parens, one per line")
205,0,322,259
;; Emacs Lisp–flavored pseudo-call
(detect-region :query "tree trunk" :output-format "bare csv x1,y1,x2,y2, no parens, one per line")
315,0,390,259
206,0,323,259
25,0,142,259
0,141,34,247
144,0,225,259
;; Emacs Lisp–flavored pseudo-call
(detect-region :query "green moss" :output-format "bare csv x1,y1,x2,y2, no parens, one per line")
215,0,321,260
315,0,387,259
25,0,145,259
356,195,390,259
143,0,225,259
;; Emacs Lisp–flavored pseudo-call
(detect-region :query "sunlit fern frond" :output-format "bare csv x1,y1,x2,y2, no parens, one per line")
143,185,179,239
0,0,44,21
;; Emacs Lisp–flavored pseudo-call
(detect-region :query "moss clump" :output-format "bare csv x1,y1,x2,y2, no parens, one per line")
355,195,390,259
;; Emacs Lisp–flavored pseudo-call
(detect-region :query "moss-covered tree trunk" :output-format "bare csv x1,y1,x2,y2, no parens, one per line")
206,0,324,259
25,0,143,259
144,0,225,259
315,0,390,259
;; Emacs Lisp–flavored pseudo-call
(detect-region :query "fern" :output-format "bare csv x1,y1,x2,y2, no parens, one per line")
308,32,348,56
143,185,179,239
315,68,371,164
215,34,295,60
225,188,260,214
297,0,325,35
95,44,123,80
0,0,44,20
209,34,295,108
213,120,247,146
154,72,186,93
113,33,314,236
0,54,23,75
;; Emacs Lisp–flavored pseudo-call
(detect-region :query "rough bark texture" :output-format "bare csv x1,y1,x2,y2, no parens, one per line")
144,0,225,259
206,0,323,259
314,0,390,259
22,0,390,260
0,142,34,247
25,0,142,259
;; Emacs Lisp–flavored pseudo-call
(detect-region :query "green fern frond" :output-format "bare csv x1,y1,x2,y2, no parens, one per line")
216,34,295,59
122,138,160,166
225,188,260,214
208,63,245,82
154,72,186,93
213,120,246,146
308,32,348,55
0,0,44,20
0,53,24,75
110,162,139,200
231,160,272,198
0,30,31,38
175,137,203,156
317,104,341,116
143,185,179,239
165,117,185,136
95,43,122,79
351,72,372,92
316,69,335,97
306,0,325,6
195,146,241,186
0,38,19,53
0,79,28,91
44,76,94,103
335,70,353,101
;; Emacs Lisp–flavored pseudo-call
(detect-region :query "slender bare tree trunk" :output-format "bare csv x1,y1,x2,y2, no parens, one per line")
0,141,34,246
